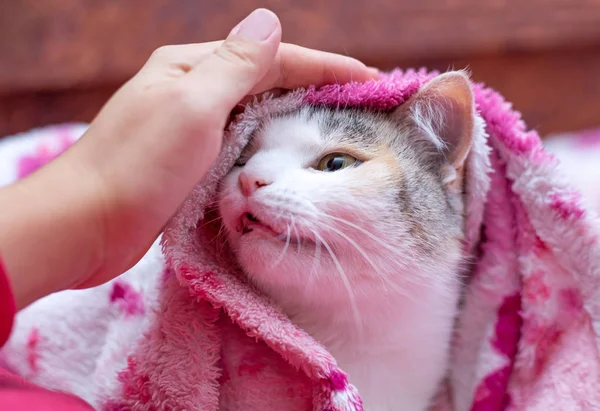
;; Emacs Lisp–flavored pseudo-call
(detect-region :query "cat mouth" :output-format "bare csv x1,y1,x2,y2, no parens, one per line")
236,212,306,245
237,212,279,237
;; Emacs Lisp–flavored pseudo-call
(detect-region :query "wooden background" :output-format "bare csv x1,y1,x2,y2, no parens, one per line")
2,0,600,137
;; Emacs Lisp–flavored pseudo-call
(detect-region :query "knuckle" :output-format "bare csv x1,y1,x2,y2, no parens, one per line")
150,45,175,61
275,57,289,89
216,41,258,69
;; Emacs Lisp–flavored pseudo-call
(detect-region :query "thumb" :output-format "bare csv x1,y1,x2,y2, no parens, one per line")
185,9,281,114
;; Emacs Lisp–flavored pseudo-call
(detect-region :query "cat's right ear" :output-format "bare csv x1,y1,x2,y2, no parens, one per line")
394,70,475,174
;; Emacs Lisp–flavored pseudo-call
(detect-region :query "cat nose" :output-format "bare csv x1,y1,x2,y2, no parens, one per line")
238,171,271,197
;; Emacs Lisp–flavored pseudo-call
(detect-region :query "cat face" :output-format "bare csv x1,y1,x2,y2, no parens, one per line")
218,72,474,303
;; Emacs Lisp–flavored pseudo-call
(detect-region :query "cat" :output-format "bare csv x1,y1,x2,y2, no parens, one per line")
218,71,476,410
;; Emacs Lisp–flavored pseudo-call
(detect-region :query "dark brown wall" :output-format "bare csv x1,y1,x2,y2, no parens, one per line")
2,0,600,136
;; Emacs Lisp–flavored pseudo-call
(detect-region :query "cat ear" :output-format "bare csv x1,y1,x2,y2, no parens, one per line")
400,70,475,172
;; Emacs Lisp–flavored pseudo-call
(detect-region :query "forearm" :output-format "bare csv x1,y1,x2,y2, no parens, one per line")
0,9,375,310
0,153,105,309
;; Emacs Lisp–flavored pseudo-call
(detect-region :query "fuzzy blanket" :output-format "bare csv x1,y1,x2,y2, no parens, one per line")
1,70,600,411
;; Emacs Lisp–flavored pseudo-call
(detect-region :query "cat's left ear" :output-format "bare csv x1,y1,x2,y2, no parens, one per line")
399,70,475,175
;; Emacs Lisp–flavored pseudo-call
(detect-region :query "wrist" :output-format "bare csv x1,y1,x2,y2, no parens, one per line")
0,152,107,309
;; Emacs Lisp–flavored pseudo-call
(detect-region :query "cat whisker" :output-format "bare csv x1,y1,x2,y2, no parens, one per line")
300,228,322,299
207,222,226,246
317,220,418,301
312,230,364,336
272,224,292,269
315,211,405,263
310,233,322,275
341,45,354,86
197,215,224,230
322,209,427,268
217,229,233,256
221,237,231,256
203,196,222,205
314,213,433,290
204,215,229,254
332,68,340,86
202,197,226,209
291,216,302,254
318,221,378,272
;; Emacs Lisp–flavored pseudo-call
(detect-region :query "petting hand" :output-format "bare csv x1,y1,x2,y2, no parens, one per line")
0,8,376,309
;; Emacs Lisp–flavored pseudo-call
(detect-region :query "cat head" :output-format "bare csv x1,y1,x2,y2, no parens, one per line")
218,71,475,303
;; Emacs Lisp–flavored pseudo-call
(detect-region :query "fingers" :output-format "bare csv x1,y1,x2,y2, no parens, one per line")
142,10,376,102
249,44,378,94
183,9,282,115
143,40,376,91
141,41,224,73
140,7,378,123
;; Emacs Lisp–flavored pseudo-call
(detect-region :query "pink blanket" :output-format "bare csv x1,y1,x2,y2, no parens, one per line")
1,70,600,410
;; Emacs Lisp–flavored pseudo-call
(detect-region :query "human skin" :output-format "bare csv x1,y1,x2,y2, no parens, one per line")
0,8,377,310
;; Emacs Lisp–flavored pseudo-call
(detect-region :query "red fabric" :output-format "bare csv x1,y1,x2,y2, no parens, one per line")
0,256,15,347
0,256,93,410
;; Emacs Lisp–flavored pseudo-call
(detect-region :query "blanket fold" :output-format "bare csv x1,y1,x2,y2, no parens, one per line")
1,69,599,411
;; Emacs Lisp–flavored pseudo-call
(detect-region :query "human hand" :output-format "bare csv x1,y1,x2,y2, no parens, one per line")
0,9,376,309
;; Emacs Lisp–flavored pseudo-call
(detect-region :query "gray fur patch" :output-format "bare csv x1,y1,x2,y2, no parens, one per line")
299,106,465,255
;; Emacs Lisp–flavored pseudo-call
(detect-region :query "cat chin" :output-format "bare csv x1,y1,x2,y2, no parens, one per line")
232,236,320,285
235,236,307,264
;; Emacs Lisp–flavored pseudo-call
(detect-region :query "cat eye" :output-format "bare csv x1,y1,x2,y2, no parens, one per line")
316,153,361,172
235,150,252,167
235,155,250,167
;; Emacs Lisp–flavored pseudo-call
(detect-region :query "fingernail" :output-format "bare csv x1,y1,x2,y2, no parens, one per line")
231,9,278,41
368,67,380,78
